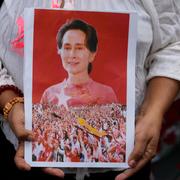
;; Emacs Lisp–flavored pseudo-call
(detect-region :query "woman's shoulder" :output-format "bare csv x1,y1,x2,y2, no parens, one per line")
43,80,66,94
90,80,118,103
91,80,116,96
91,80,112,90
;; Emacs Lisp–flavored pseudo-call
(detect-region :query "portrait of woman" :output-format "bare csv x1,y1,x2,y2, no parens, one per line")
40,19,118,108
27,10,131,166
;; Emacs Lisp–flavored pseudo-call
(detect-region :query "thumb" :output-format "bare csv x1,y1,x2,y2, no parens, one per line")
128,136,147,167
16,128,34,141
42,168,64,178
14,142,31,171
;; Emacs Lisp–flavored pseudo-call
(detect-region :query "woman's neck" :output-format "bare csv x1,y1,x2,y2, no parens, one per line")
67,72,91,85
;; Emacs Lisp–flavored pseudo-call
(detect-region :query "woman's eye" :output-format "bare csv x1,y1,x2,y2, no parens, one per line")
76,47,83,50
64,47,71,50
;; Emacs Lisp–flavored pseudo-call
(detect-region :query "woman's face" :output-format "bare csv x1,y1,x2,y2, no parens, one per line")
59,29,96,75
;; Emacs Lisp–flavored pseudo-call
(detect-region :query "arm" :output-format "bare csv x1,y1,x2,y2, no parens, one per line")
0,59,32,141
116,77,179,180
0,63,64,176
0,2,64,177
0,60,33,170
139,77,180,119
116,1,180,179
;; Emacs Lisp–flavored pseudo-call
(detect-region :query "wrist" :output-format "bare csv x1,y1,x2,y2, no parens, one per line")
3,97,24,120
138,102,164,126
139,102,164,117
0,85,23,109
144,77,180,116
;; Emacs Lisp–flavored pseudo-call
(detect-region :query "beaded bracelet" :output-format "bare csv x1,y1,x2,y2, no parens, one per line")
0,85,23,97
3,97,24,120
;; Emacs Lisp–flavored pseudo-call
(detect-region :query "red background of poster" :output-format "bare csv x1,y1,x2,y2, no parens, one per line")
33,9,129,104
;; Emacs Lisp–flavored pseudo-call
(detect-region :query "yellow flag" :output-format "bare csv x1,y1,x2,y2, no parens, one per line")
77,117,107,137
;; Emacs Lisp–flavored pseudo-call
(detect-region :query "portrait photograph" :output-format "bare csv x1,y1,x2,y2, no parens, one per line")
24,8,137,168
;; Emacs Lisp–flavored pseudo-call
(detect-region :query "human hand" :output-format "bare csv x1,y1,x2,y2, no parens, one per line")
115,76,180,180
8,103,64,178
115,108,163,180
15,142,64,177
8,103,33,141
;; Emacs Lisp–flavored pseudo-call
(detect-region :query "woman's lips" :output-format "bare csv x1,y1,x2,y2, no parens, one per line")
68,62,79,65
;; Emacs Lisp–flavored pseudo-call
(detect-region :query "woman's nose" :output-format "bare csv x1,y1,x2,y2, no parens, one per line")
69,48,76,57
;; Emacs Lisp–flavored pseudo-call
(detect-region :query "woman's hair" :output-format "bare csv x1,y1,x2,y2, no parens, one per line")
56,19,98,52
56,19,98,74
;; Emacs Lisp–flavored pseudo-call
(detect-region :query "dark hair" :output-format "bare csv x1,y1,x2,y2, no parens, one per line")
0,1,4,8
57,19,98,52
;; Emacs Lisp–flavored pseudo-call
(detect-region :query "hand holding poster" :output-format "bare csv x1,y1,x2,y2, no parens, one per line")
24,8,137,168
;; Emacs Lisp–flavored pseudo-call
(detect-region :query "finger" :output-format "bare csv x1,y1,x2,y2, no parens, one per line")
115,138,158,180
128,134,148,167
14,142,31,171
115,157,149,180
42,167,64,178
16,129,34,141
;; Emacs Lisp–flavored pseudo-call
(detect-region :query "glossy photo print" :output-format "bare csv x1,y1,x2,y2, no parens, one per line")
24,8,137,168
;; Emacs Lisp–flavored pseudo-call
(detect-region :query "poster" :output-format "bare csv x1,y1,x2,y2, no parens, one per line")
24,8,137,168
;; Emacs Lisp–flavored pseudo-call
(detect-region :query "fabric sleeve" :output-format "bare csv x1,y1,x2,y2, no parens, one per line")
146,42,180,81
146,0,180,82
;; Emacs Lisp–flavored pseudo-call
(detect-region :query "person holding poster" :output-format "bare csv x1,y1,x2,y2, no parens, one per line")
0,0,180,180
40,19,118,108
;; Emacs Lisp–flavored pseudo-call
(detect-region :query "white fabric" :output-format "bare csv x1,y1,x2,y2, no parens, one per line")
0,59,15,86
0,0,180,179
0,0,179,110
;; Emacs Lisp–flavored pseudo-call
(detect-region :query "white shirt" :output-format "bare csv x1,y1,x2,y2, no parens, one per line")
0,0,180,179
1,0,180,107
